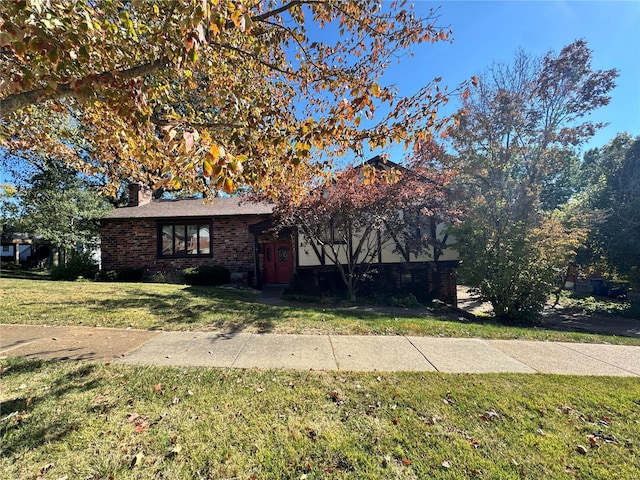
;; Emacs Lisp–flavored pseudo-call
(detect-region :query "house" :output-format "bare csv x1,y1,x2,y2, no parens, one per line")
289,157,459,305
100,170,459,305
100,184,280,285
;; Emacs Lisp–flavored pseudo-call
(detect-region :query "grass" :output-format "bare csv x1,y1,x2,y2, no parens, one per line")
1,357,639,479
1,277,639,345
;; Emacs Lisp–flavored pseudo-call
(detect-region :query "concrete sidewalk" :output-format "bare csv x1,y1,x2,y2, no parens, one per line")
2,324,639,376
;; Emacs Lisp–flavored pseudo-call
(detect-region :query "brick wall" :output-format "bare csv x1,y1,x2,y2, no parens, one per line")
100,215,267,276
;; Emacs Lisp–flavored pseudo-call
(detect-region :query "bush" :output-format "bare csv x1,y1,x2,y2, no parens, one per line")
97,267,145,282
183,265,230,286
388,293,421,308
0,260,21,271
50,252,99,281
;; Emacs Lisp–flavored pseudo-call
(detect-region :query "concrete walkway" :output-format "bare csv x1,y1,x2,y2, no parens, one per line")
2,324,639,376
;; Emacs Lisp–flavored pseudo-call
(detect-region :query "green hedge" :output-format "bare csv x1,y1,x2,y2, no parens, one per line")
183,265,230,286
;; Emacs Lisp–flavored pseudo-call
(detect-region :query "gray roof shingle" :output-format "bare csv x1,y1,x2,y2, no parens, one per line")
102,197,273,220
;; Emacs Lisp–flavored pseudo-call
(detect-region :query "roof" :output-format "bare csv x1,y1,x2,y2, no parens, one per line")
102,197,274,220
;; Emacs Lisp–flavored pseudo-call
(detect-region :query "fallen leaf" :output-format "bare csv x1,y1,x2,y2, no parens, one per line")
576,445,588,455
154,384,163,392
401,458,412,465
135,425,147,433
127,413,140,423
441,460,450,468
131,451,145,468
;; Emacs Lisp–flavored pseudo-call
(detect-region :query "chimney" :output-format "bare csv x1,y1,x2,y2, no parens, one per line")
127,182,152,207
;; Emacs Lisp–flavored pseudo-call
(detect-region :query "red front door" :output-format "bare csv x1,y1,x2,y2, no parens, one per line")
263,242,292,284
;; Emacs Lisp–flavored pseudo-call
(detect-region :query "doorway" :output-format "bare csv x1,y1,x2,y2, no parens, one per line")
263,241,292,284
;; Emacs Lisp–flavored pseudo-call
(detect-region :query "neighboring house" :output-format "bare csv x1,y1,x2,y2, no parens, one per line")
100,175,459,305
0,233,50,267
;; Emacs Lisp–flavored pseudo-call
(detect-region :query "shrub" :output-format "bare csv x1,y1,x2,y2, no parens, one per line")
0,260,21,271
388,293,421,308
50,252,99,281
97,267,145,282
183,265,230,286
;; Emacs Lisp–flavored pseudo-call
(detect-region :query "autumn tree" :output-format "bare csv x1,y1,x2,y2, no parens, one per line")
448,40,617,324
271,152,459,301
1,0,464,198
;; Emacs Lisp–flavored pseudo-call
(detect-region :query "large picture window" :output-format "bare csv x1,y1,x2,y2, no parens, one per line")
160,223,211,257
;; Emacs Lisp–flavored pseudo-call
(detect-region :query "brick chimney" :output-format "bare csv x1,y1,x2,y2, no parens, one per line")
127,182,152,207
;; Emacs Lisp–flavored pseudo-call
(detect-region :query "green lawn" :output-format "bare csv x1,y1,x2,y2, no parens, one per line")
1,277,639,345
1,358,638,479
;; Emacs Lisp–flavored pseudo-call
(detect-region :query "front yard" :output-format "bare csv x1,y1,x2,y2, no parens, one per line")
1,277,639,345
1,358,639,479
2,277,639,478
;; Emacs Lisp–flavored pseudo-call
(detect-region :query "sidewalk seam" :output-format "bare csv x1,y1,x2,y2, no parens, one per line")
327,335,340,370
559,343,640,377
404,336,439,372
229,333,253,368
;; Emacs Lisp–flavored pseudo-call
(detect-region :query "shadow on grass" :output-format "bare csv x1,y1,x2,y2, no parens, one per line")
0,359,105,458
0,269,51,280
92,286,280,333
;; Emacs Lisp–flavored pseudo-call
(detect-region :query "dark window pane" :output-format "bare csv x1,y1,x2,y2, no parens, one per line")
278,246,288,262
162,225,173,256
174,225,187,256
187,225,198,255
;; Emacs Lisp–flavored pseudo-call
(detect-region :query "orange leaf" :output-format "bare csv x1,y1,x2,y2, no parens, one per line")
154,384,162,391
401,458,412,465
135,425,147,433
210,144,225,159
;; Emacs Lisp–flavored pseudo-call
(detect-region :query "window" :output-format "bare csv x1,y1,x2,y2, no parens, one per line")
318,216,347,244
159,223,211,257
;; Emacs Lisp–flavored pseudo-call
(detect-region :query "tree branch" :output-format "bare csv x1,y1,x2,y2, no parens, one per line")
1,56,170,117
251,0,325,23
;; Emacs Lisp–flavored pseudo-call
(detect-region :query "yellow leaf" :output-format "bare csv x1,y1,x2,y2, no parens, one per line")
370,83,381,98
203,159,213,177
223,177,235,194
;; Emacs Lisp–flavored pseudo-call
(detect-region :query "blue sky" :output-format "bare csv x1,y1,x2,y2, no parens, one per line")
372,0,639,157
